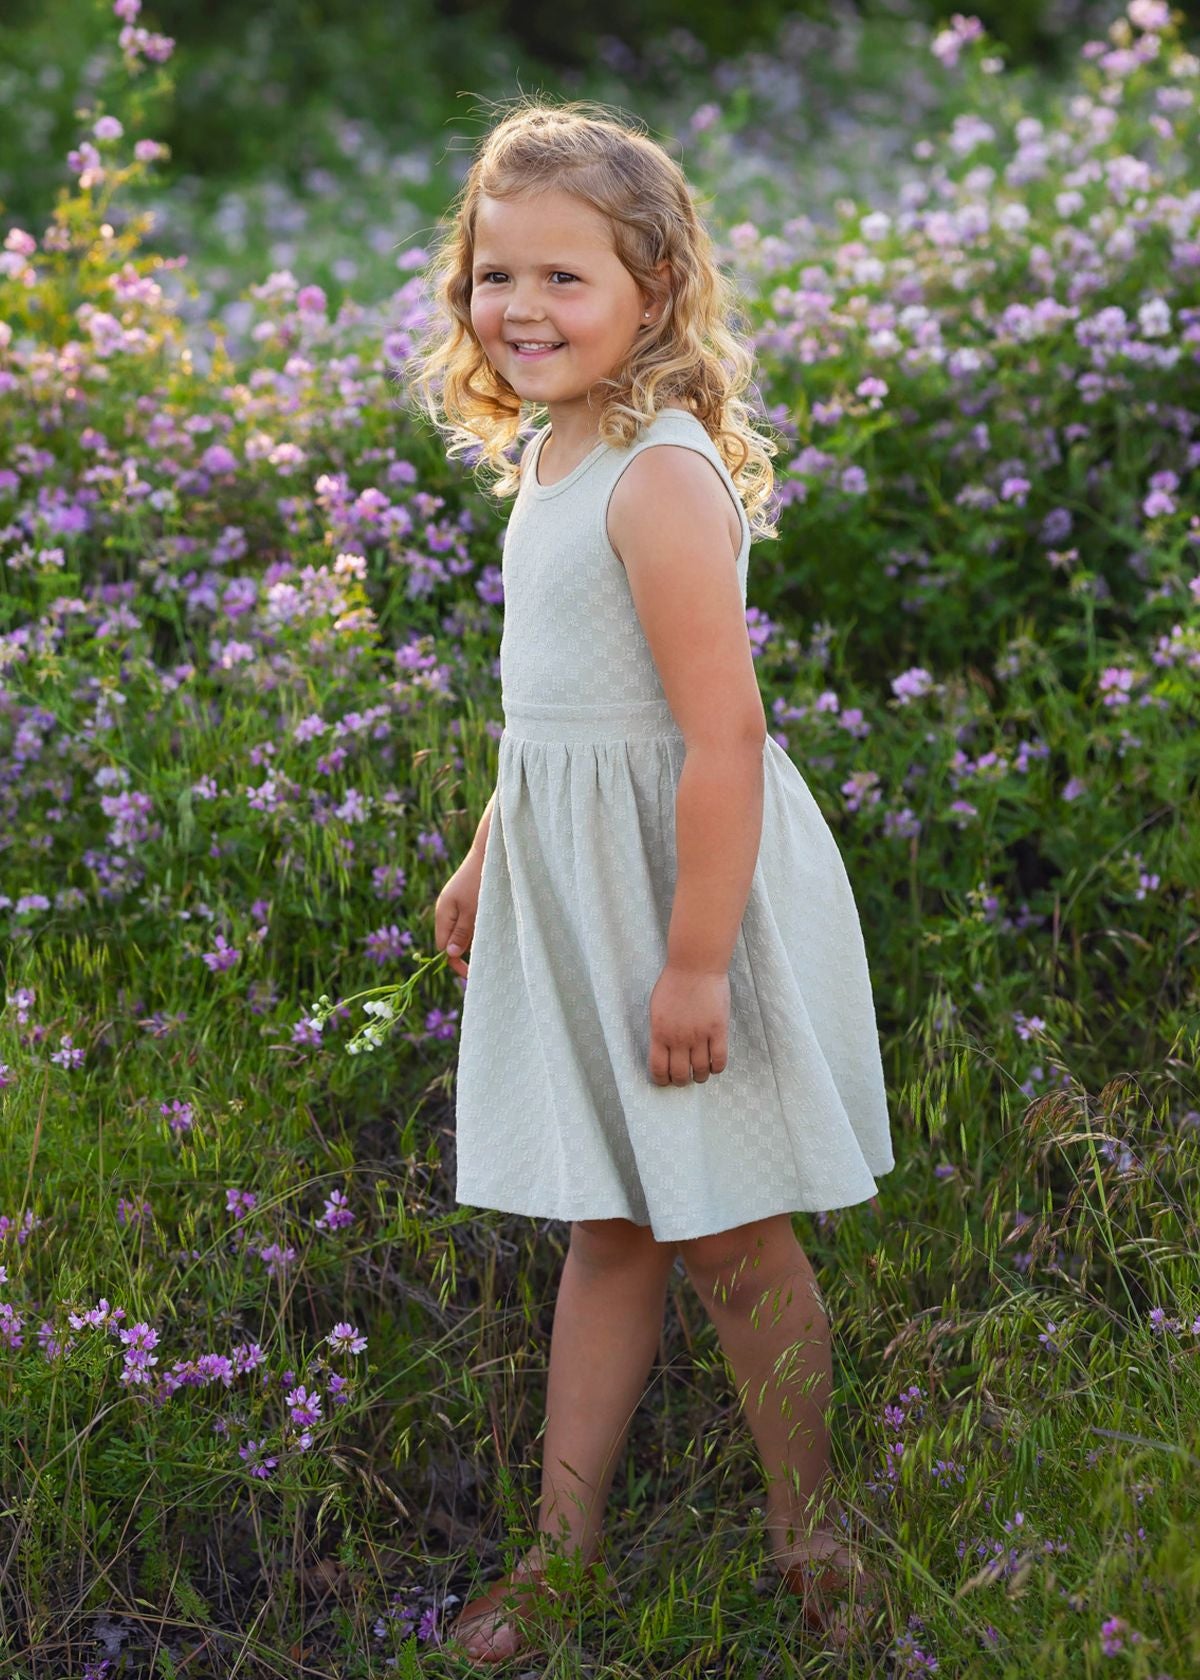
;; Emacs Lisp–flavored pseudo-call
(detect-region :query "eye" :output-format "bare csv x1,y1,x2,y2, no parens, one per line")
476,271,578,285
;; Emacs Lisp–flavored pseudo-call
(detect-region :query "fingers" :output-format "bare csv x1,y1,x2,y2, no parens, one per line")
649,1040,670,1086
703,1035,728,1078
649,1040,693,1086
678,1041,705,1081
434,888,475,981
649,1038,728,1086
446,914,475,958
442,916,473,979
435,851,487,981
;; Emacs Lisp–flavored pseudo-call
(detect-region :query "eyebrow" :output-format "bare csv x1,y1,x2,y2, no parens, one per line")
471,258,586,273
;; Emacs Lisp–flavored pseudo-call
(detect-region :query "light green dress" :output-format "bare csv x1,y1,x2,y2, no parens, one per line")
454,406,894,1241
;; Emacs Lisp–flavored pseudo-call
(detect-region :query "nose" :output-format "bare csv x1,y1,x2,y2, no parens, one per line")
503,291,549,320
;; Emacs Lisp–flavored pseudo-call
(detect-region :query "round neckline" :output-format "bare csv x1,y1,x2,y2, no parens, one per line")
529,426,609,497
528,406,698,499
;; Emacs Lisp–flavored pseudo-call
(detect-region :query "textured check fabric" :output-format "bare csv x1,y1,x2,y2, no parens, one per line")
453,406,895,1241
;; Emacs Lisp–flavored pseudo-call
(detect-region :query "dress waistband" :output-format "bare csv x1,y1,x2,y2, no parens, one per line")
502,695,683,744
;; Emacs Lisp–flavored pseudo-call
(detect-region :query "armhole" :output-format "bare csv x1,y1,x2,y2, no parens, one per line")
599,439,750,571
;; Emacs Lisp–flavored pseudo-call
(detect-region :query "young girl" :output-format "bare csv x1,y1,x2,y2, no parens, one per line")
410,100,895,1664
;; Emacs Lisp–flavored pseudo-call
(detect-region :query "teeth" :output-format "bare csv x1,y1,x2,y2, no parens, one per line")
514,341,562,349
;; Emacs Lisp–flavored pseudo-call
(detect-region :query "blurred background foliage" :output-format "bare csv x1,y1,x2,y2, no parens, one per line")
5,0,1200,235
441,0,1200,68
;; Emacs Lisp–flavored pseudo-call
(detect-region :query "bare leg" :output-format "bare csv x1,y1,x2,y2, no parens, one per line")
676,1214,846,1570
452,1218,677,1661
533,1219,678,1564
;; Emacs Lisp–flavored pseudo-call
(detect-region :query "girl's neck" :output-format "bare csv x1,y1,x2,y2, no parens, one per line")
542,399,604,458
543,398,691,455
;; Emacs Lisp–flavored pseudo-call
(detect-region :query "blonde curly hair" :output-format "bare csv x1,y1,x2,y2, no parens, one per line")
402,96,780,541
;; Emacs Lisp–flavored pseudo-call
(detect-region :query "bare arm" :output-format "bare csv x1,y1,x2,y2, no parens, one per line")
608,445,766,977
468,788,496,862
668,741,764,973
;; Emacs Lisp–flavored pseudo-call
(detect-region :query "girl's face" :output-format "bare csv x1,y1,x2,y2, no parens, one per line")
470,187,662,430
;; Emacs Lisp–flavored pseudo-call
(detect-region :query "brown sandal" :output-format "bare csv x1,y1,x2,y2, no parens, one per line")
781,1552,881,1647
446,1557,615,1665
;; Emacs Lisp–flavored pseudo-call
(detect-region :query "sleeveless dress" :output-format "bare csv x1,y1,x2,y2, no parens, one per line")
453,406,894,1242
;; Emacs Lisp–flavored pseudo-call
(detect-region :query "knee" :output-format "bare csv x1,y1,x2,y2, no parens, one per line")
569,1217,679,1276
677,1215,804,1306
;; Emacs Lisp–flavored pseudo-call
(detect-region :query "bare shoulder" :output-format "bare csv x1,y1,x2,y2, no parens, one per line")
607,434,742,568
607,435,764,746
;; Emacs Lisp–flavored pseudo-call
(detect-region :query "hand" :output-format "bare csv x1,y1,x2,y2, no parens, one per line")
648,963,730,1087
434,850,484,981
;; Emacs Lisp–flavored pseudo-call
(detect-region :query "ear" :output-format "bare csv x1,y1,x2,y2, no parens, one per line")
643,259,672,320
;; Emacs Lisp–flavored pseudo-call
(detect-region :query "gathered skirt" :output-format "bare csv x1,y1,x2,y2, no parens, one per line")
453,695,894,1243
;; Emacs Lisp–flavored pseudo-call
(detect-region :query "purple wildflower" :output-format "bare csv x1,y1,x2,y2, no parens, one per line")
0,1302,25,1349
371,863,407,900
1038,1321,1062,1353
119,1321,159,1353
239,1437,278,1479
415,829,447,862
423,1005,460,1040
7,987,36,1025
0,1210,42,1245
258,1242,296,1277
37,1320,76,1359
363,923,410,964
201,934,240,972
930,12,983,68
67,1298,126,1332
327,1320,368,1356
1100,1615,1142,1656
160,1098,194,1133
285,1383,323,1427
892,1622,940,1672
119,1346,159,1386
314,1189,355,1233
50,1033,86,1069
195,1352,236,1387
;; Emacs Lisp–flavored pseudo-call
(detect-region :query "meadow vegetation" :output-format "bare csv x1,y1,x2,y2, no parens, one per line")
1,0,1198,1673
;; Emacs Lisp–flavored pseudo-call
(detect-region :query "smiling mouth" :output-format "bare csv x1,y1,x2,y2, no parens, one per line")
509,341,566,356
